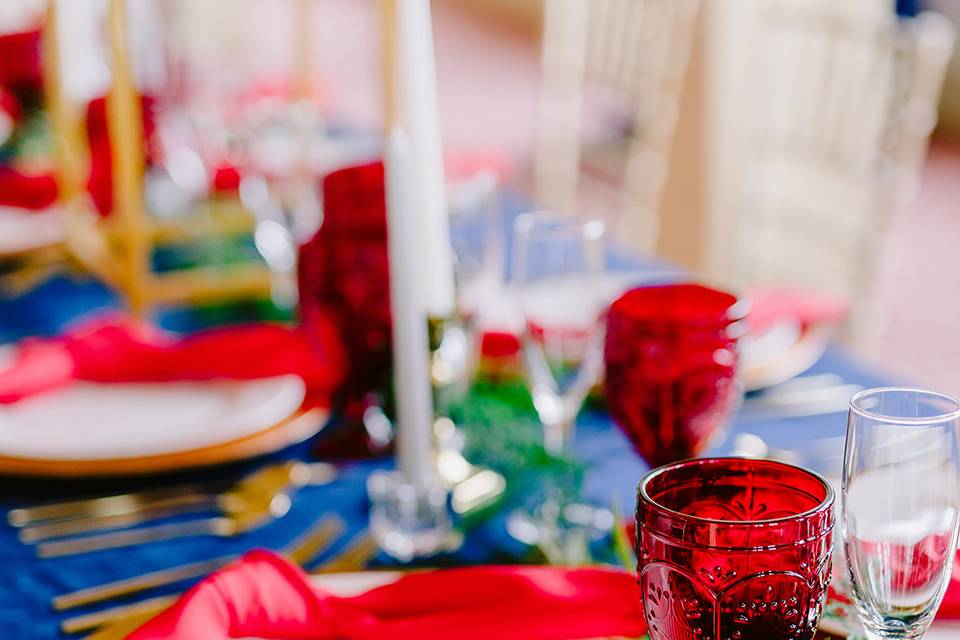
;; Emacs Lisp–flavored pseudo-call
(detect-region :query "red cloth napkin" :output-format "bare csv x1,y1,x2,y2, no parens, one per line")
942,559,960,618
0,314,345,406
0,167,57,210
746,287,850,334
128,550,646,640
444,148,513,183
829,558,960,621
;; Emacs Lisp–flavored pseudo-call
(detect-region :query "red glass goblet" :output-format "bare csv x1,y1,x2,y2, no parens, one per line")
605,284,746,468
636,458,835,640
299,161,393,402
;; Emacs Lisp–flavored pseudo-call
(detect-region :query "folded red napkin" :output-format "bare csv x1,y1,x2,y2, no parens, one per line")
747,287,850,334
829,557,960,621
939,554,960,618
128,550,646,640
444,148,513,183
0,314,344,406
0,167,57,210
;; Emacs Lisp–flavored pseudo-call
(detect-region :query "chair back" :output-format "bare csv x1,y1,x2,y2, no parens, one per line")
728,6,955,336
535,0,701,250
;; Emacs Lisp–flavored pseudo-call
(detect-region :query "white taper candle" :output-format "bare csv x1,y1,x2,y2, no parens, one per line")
393,0,455,318
385,127,435,489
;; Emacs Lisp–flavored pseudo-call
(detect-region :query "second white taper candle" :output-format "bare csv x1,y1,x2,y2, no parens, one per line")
385,127,435,490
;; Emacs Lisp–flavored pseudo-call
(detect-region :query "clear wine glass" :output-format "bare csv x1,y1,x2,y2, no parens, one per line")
512,211,606,456
842,387,960,640
448,170,504,321
506,211,609,562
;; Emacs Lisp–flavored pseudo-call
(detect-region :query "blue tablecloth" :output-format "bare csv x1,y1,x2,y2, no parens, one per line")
0,195,900,638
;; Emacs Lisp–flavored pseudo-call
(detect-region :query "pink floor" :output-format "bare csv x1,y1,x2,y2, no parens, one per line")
871,142,960,395
317,0,960,395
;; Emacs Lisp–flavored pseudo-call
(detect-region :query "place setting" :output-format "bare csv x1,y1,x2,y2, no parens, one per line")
1,1,959,639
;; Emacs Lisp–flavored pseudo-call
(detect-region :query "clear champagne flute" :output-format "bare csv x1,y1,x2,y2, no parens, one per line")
842,387,960,640
506,212,608,561
512,211,606,456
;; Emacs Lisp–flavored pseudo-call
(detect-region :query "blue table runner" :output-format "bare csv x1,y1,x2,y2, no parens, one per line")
0,193,898,637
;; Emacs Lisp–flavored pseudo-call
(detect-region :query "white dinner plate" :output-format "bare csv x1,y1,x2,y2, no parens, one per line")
0,368,325,477
0,206,66,257
0,375,305,460
741,322,831,392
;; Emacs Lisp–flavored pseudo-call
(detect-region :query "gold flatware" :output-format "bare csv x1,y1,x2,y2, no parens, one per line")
10,485,213,528
22,503,213,543
64,594,177,636
62,513,346,635
82,612,157,640
30,463,337,557
54,515,344,611
38,493,289,558
15,461,336,539
311,529,378,574
81,532,382,640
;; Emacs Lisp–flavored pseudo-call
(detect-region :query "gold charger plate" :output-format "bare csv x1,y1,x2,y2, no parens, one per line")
0,405,328,478
742,324,831,392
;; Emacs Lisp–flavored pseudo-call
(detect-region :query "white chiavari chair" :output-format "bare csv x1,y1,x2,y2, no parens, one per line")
534,0,702,251
725,5,955,340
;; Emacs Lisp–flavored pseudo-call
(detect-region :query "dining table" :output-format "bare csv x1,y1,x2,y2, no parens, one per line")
0,189,950,639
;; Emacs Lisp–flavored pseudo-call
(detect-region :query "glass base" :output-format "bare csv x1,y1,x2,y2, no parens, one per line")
860,613,934,640
505,501,614,565
367,471,458,562
862,625,930,640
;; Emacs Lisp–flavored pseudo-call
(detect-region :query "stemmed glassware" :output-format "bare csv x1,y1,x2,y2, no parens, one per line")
448,170,504,323
505,212,608,561
511,211,607,456
842,387,960,640
604,283,745,468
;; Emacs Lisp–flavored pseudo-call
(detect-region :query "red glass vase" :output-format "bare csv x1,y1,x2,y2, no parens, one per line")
298,161,393,403
605,284,746,467
636,458,835,640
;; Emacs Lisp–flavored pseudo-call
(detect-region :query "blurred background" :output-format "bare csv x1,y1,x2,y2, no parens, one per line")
2,3,960,636
1,0,958,391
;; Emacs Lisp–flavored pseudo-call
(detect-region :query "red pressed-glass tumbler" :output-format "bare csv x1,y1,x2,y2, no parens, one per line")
605,284,746,468
636,458,835,640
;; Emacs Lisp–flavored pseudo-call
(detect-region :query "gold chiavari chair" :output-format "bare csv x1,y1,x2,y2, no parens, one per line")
44,0,294,317
534,0,702,251
725,5,955,340
0,3,68,295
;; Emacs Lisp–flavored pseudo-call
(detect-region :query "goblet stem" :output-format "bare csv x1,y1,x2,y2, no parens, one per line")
543,414,573,457
862,619,933,640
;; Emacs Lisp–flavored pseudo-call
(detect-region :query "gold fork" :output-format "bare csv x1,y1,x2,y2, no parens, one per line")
61,515,347,636
74,529,378,639
34,463,337,558
311,530,378,574
20,461,336,544
12,461,335,529
54,513,344,611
